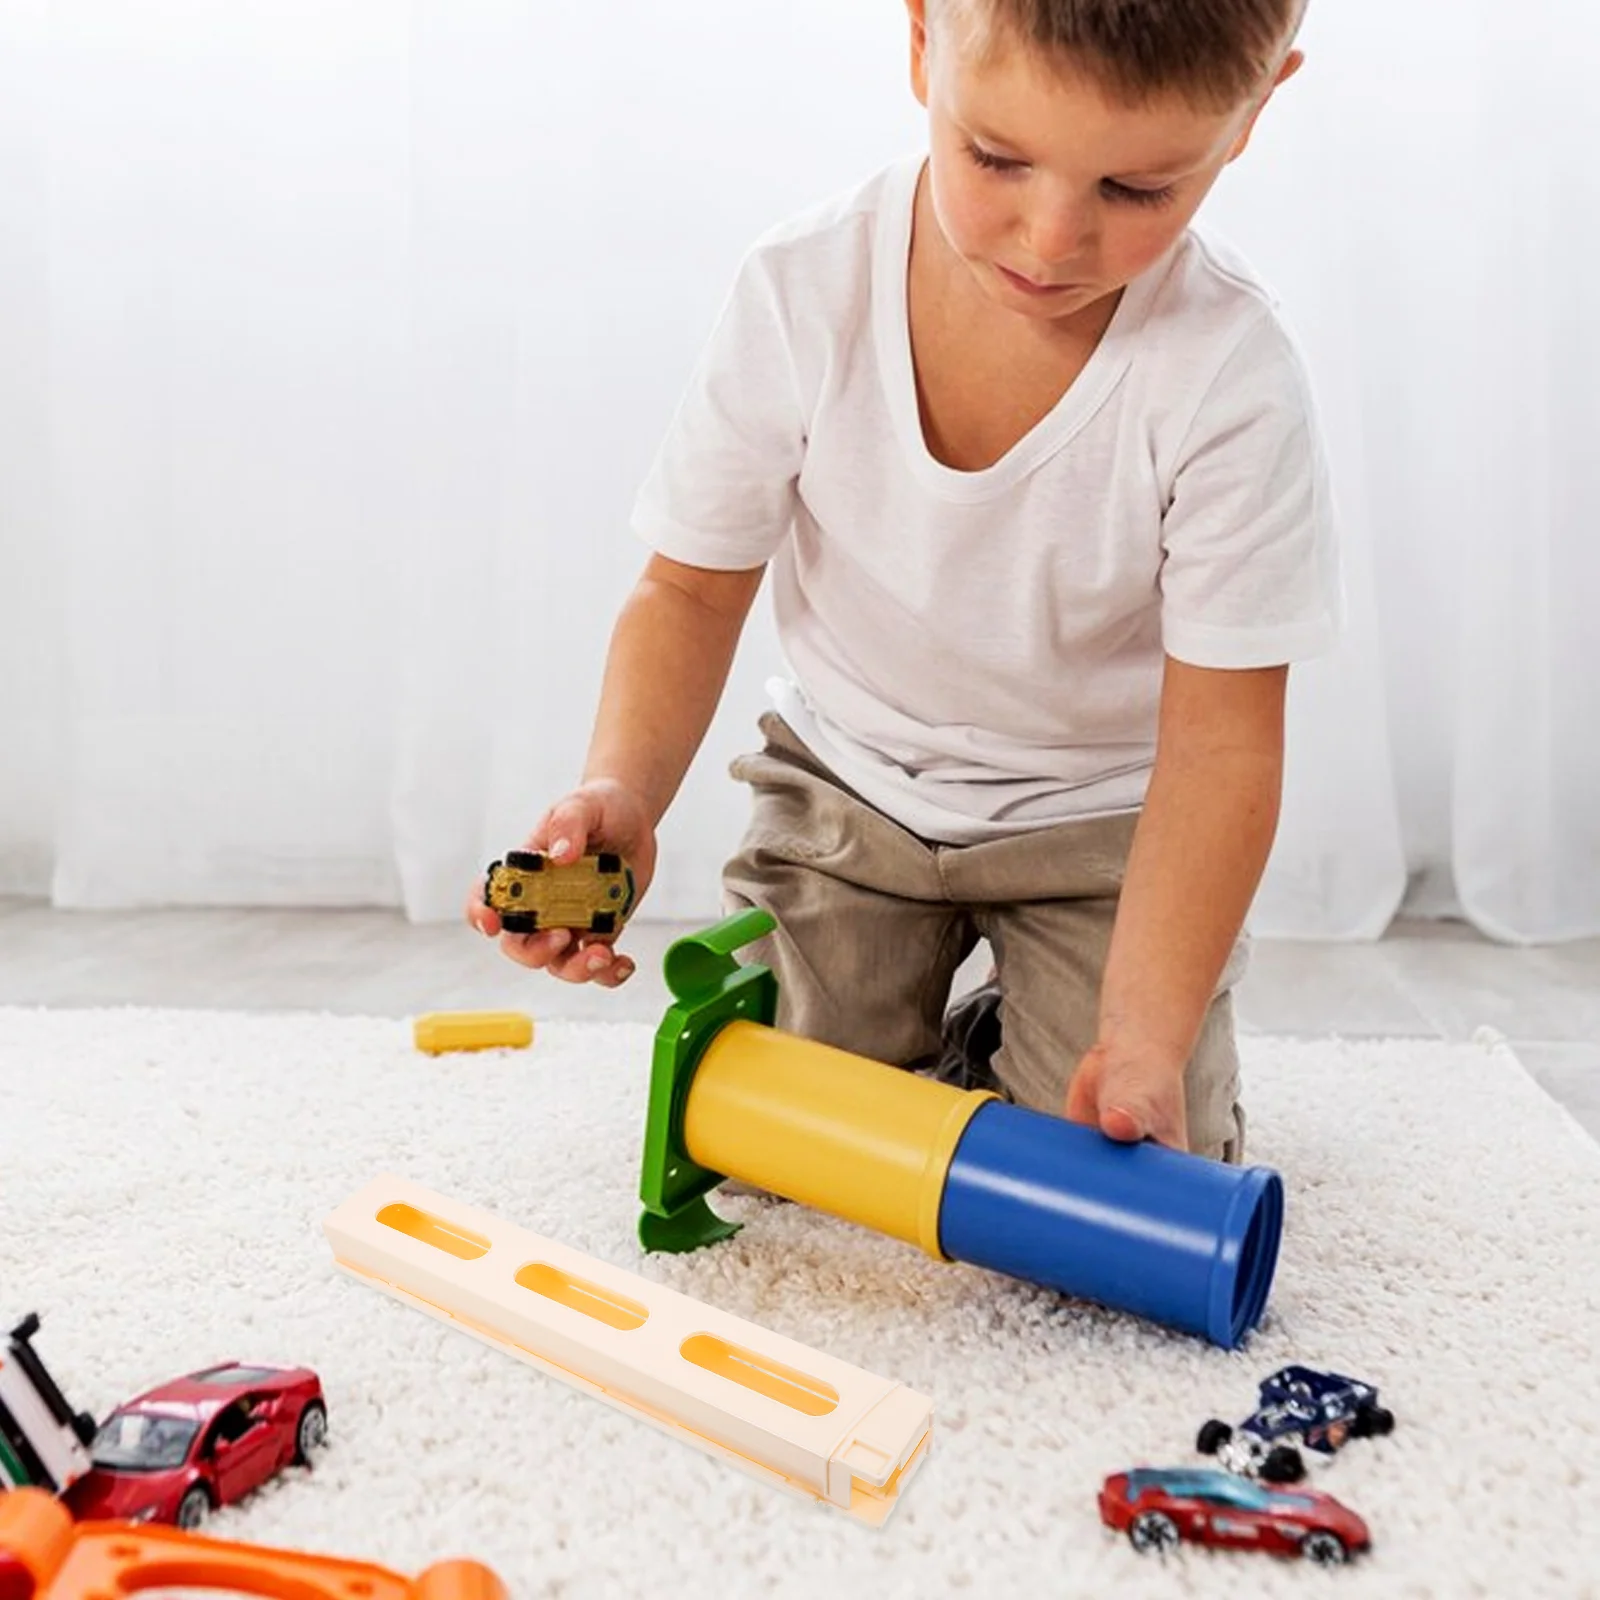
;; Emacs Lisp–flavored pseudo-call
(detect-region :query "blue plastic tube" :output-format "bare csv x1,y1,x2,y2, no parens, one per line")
937,1102,1283,1348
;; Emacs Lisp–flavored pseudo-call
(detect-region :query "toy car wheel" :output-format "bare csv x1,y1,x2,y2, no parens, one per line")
1353,1402,1395,1437
504,850,544,871
1301,1531,1350,1565
498,912,540,934
1261,1445,1306,1483
1128,1510,1181,1555
1196,1419,1232,1454
176,1484,211,1529
294,1399,328,1464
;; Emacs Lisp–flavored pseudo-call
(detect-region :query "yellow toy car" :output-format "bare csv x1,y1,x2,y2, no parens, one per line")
484,851,636,936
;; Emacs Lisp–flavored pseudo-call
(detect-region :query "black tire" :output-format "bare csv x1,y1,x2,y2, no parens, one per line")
294,1399,328,1465
1301,1531,1349,1566
1354,1402,1395,1438
176,1484,210,1530
1128,1510,1181,1555
1261,1445,1306,1483
1196,1418,1232,1454
588,912,617,935
499,912,540,934
596,852,622,873
505,850,545,871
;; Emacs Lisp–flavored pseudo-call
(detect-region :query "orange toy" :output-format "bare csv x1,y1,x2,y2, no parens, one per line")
0,1486,507,1600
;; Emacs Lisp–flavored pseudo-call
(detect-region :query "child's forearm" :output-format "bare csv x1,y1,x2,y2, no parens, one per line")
581,555,765,827
1097,681,1285,1068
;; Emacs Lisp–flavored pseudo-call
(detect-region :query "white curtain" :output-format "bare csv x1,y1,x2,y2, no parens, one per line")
0,2,1593,942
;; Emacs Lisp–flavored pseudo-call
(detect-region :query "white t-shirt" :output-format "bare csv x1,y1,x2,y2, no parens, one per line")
633,155,1342,844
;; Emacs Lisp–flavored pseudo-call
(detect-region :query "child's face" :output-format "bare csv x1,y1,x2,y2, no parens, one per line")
909,1,1299,326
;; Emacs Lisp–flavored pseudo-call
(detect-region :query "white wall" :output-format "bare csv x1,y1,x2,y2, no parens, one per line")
1,0,1594,940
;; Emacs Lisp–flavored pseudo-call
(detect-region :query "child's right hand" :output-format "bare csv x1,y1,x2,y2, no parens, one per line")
465,778,657,988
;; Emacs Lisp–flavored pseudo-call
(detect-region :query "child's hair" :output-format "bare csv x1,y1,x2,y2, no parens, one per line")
935,0,1307,110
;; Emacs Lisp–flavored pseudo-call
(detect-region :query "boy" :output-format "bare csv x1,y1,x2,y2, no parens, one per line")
469,0,1338,1163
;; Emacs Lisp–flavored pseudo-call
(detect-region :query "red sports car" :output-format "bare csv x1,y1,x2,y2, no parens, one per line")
1099,1467,1371,1565
63,1361,327,1529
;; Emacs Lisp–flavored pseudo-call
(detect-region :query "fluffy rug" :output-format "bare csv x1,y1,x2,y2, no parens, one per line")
1,1007,1597,1600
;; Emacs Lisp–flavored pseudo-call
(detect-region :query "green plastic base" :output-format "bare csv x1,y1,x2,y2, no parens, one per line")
638,1197,742,1255
636,909,779,1253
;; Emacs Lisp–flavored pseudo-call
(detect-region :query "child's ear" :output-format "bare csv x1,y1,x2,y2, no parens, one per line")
907,0,932,107
1226,48,1303,163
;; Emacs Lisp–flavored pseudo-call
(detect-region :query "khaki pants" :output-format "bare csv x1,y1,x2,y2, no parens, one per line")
722,714,1249,1163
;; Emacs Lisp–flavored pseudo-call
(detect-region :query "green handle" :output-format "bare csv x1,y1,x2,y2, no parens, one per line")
662,908,776,1002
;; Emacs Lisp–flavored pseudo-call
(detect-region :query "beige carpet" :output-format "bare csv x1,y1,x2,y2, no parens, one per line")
1,1008,1597,1599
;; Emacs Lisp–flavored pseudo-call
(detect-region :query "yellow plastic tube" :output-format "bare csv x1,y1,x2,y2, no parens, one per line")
413,1012,534,1055
681,1021,994,1258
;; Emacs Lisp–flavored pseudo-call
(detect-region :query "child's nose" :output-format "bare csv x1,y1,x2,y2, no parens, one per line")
1021,195,1094,270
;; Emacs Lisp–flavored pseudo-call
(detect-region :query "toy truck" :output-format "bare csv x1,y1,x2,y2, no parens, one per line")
0,1317,95,1496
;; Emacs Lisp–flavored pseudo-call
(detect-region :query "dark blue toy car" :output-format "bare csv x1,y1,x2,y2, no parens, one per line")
1196,1365,1395,1483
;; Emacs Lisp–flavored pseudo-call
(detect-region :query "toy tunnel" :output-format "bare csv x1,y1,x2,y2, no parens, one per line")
638,912,1283,1350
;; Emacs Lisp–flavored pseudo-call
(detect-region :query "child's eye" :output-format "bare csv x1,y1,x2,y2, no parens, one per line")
965,139,1026,175
1101,178,1178,208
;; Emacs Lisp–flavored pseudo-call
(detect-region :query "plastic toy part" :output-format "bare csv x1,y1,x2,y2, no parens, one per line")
1098,1467,1371,1565
483,851,635,935
638,913,1286,1349
685,1021,995,1257
939,1103,1282,1348
0,1486,508,1600
0,1317,94,1494
413,1012,535,1055
323,1174,931,1525
638,908,780,1253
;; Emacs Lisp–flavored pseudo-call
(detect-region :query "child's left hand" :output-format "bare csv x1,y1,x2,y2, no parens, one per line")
1064,1041,1189,1153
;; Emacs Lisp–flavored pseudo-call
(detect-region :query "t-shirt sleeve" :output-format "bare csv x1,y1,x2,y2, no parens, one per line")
1159,313,1343,668
630,246,805,571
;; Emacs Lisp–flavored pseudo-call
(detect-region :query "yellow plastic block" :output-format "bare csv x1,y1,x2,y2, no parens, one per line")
413,1011,534,1055
323,1175,932,1525
0,1485,507,1599
684,1021,994,1257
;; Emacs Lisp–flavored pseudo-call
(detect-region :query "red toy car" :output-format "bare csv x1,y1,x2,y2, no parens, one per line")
63,1362,327,1529
1100,1467,1370,1565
